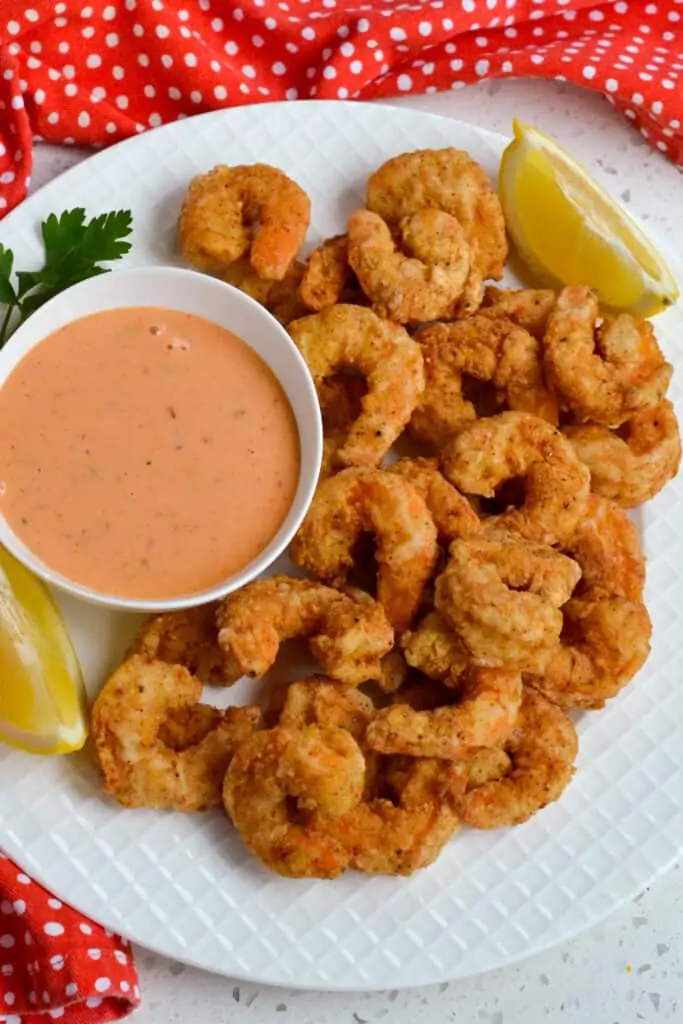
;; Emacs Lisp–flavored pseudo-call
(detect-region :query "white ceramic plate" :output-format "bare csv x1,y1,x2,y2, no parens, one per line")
0,101,682,992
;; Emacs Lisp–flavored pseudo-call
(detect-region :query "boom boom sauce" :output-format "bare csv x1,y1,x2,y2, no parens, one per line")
0,307,301,600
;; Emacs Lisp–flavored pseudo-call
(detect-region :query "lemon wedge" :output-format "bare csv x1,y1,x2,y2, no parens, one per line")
499,118,679,317
0,547,87,755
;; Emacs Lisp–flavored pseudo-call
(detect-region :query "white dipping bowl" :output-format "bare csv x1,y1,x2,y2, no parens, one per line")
0,266,322,612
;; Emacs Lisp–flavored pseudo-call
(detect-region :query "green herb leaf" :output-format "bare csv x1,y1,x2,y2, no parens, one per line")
0,244,16,306
0,207,133,349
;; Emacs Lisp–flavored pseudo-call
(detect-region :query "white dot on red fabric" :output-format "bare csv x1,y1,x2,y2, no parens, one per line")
105,121,117,132
16,874,31,886
0,934,15,947
350,59,363,72
662,78,675,88
225,41,238,54
82,25,95,38
272,61,287,73
265,16,277,28
419,20,432,34
1,965,13,976
156,24,170,38
132,23,143,36
11,96,24,110
49,954,66,971
7,20,20,34
397,73,412,89
4,992,15,1005
582,65,597,78
476,35,488,45
242,63,256,77
389,26,406,40
474,58,489,75
85,998,103,1009
179,25,191,37
190,89,202,102
27,56,41,69
450,57,463,70
185,52,198,66
47,111,59,123
323,65,336,78
49,1010,65,1020
65,982,78,998
94,977,112,993
44,922,65,937
112,64,125,78
137,54,150,67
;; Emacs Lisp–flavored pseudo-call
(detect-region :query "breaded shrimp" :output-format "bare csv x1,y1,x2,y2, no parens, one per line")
401,609,469,685
543,286,672,426
478,286,556,339
317,374,366,481
221,256,309,324
347,208,472,325
366,147,507,281
409,318,558,447
460,688,578,829
441,411,590,545
289,467,439,630
91,656,260,812
223,724,365,878
563,494,645,600
299,234,363,310
434,533,581,673
563,399,681,507
132,605,224,683
367,667,522,760
319,756,466,875
216,576,394,687
387,457,481,543
179,163,310,280
288,304,425,468
526,595,652,710
278,676,375,740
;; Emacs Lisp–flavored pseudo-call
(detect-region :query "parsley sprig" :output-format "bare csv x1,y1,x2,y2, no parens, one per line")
0,208,133,348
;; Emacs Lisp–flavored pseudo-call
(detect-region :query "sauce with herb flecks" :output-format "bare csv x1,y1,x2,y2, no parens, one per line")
0,306,300,599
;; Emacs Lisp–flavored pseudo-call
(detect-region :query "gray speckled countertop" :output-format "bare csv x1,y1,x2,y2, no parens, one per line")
32,80,683,1024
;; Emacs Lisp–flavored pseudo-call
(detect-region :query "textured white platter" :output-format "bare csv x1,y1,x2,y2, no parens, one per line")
0,101,682,992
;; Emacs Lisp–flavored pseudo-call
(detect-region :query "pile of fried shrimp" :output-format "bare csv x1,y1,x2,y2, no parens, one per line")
91,147,681,880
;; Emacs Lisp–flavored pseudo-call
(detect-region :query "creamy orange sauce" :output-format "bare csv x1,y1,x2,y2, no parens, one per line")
0,307,300,599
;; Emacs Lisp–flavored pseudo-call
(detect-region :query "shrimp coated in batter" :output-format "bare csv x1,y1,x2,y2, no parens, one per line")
563,399,681,507
543,286,672,426
223,724,365,878
562,494,645,601
347,208,472,326
478,286,556,339
289,467,439,630
434,533,581,673
179,163,310,280
91,656,260,812
387,457,481,544
409,318,558,448
366,147,507,281
459,688,578,829
367,666,522,760
216,576,394,687
288,304,424,468
441,411,590,546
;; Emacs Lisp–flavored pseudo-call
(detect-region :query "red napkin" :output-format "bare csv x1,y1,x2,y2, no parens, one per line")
0,0,682,217
0,853,139,1023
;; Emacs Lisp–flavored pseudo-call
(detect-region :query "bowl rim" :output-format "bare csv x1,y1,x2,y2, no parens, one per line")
0,264,322,612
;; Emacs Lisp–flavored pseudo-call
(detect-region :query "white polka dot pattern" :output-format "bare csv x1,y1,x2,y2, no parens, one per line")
0,0,681,213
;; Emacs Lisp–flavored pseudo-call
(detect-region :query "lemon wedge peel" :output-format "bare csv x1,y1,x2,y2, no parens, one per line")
499,118,679,318
0,547,87,756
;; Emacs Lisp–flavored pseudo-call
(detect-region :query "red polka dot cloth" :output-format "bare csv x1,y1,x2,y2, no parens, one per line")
0,854,139,1023
0,0,682,215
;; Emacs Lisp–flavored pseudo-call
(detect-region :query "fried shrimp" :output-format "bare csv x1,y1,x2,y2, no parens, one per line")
221,256,308,324
527,595,652,709
91,656,260,812
318,374,367,480
279,676,375,739
563,399,681,507
478,286,556,339
289,467,439,630
299,234,362,310
563,494,645,600
217,576,393,686
288,304,424,468
223,724,365,878
178,163,310,280
543,286,672,426
460,688,578,829
366,147,507,281
387,457,481,543
132,605,224,683
441,411,590,545
434,533,581,673
409,319,558,447
401,610,469,685
346,208,472,325
319,756,465,875
367,667,522,760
